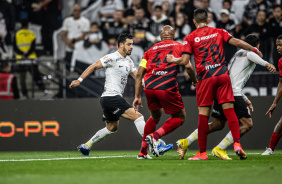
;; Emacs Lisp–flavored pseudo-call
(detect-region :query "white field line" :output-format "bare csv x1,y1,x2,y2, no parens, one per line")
0,155,135,162
0,153,263,162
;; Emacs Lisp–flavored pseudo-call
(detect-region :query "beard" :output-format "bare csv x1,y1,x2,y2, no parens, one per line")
123,47,132,55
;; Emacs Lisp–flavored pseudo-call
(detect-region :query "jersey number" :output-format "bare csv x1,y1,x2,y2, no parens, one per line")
199,44,223,66
151,51,173,67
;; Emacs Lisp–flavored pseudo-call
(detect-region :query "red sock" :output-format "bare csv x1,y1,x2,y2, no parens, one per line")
269,132,282,151
198,114,209,153
140,117,158,155
223,108,240,143
153,117,183,140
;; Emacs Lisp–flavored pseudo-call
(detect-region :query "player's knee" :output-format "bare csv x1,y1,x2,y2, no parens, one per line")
241,118,253,132
106,123,118,132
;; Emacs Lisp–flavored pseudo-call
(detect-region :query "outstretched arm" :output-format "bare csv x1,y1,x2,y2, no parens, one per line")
246,52,276,73
266,78,282,118
69,60,103,88
229,38,263,58
133,66,146,111
167,54,191,65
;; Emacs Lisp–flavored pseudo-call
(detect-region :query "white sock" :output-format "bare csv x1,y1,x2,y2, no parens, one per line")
85,127,115,149
186,129,198,145
134,116,146,137
218,131,234,150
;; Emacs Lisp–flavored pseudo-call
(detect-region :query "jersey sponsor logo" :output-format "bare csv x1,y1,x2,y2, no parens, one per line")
119,65,123,68
151,69,168,75
153,43,178,50
205,63,222,70
196,33,218,43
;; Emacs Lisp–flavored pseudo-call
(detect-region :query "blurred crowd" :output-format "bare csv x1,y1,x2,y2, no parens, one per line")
0,0,282,99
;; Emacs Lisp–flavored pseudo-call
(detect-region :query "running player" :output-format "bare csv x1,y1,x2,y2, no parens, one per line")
69,33,147,156
167,8,263,160
262,35,282,155
176,34,276,160
133,25,198,158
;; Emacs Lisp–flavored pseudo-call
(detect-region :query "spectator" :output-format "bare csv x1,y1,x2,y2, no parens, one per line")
61,4,90,70
31,0,62,55
243,0,272,26
99,0,124,24
123,0,150,24
129,7,150,49
146,6,171,46
268,5,282,68
217,9,237,63
209,0,223,20
102,10,128,43
222,0,239,25
247,10,271,62
147,0,174,15
13,18,47,98
162,1,171,17
207,11,216,27
174,12,191,43
0,61,20,100
198,0,218,22
0,0,15,46
170,0,189,19
0,12,8,59
84,22,103,50
230,0,250,23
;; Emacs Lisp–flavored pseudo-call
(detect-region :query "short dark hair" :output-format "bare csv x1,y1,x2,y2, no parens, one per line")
117,33,133,47
154,5,162,11
21,18,29,28
194,8,208,23
273,4,282,10
277,35,282,40
91,22,99,27
135,6,144,11
245,34,260,47
222,0,231,5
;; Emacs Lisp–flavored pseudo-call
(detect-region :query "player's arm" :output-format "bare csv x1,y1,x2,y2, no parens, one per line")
133,66,146,111
167,54,191,65
69,60,103,88
185,62,198,86
130,70,137,80
242,93,254,112
266,78,282,118
229,38,263,58
246,52,276,73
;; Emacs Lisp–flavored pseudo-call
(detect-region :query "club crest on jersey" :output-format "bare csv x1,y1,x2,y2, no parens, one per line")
194,37,200,42
152,69,168,75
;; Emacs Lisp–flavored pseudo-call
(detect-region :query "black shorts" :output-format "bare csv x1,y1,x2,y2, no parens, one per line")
211,96,251,121
100,95,132,121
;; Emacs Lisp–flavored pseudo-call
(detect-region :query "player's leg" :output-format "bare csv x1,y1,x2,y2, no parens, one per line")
121,107,146,137
138,108,162,159
177,99,227,159
262,116,282,155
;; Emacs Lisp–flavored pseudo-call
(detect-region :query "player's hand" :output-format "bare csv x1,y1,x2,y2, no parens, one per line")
133,97,143,112
266,103,277,118
257,50,263,58
265,63,276,73
166,54,175,63
192,81,197,87
246,99,254,112
69,80,80,88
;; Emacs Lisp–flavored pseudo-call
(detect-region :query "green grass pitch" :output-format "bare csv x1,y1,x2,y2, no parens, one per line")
0,150,281,184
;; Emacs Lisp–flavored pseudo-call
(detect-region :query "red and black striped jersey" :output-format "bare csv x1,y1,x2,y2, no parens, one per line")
139,40,183,92
183,26,233,81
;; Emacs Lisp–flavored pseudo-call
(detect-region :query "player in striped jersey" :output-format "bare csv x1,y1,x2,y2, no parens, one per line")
133,25,198,158
262,35,282,155
176,34,276,160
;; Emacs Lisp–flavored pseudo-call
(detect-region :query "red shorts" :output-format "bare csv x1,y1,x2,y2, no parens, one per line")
144,89,184,114
196,73,234,107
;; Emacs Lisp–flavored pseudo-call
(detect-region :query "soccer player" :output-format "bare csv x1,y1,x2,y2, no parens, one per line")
133,25,198,158
176,34,276,160
167,8,263,160
262,35,282,155
70,33,147,156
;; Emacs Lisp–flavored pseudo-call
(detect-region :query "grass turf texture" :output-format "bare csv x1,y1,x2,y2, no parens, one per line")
0,150,281,184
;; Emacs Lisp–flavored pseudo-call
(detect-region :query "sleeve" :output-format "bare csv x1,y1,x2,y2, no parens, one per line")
246,52,268,66
221,29,233,43
139,51,148,69
26,39,36,57
61,18,69,31
279,59,282,78
182,35,192,55
100,54,113,68
130,60,137,73
115,0,124,10
83,18,90,32
13,35,24,55
242,93,249,101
